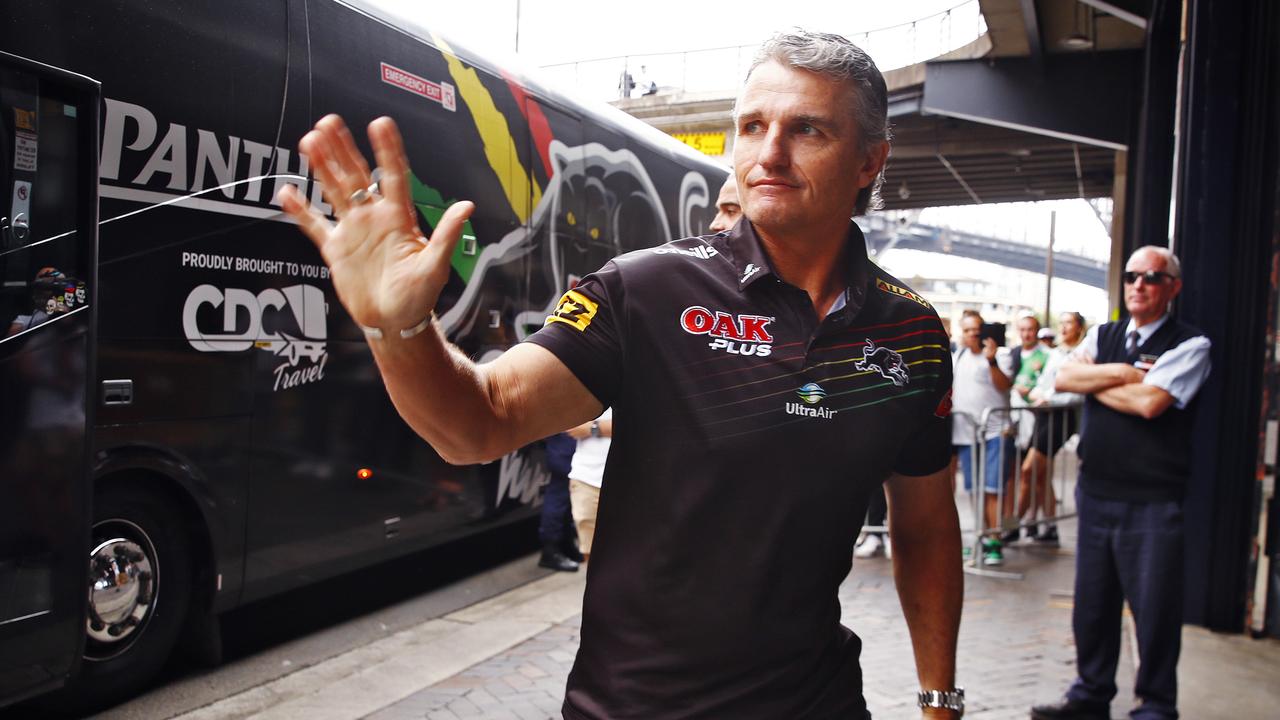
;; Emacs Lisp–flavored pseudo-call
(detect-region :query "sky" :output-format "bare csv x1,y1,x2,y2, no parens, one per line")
365,0,980,68
361,0,1113,315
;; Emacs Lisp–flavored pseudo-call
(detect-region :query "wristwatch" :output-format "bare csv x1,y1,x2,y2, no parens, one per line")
590,420,601,438
918,687,964,715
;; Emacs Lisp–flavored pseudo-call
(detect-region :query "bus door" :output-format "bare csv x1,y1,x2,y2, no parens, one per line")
0,52,99,707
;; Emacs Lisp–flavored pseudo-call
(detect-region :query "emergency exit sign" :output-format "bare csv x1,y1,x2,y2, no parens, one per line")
671,131,726,156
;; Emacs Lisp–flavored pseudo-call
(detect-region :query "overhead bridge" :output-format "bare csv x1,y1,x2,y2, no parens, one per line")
858,215,1106,288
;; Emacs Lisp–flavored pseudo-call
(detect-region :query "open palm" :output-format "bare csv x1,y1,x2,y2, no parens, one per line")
278,115,473,335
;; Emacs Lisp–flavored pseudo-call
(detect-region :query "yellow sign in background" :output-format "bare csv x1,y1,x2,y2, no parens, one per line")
671,132,726,156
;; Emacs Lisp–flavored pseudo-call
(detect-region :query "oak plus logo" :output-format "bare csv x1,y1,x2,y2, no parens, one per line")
786,382,838,419
679,305,774,357
183,284,329,392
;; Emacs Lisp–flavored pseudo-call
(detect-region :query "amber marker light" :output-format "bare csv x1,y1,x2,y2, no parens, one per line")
357,468,373,480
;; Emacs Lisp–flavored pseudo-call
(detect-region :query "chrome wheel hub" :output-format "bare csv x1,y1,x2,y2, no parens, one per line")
87,526,155,650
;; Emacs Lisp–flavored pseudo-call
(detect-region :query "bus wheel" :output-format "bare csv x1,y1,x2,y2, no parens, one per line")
77,485,193,707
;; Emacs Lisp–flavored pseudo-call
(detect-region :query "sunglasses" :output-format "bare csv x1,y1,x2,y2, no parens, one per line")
1122,270,1175,285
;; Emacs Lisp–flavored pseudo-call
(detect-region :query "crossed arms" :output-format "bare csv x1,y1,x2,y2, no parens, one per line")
1054,355,1176,420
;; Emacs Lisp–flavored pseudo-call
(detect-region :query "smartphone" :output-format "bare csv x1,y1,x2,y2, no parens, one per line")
979,322,1006,347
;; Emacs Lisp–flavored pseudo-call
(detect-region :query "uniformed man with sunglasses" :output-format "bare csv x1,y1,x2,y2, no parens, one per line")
1032,246,1212,720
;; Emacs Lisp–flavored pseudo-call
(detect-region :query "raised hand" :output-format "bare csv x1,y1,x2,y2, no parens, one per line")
278,115,474,336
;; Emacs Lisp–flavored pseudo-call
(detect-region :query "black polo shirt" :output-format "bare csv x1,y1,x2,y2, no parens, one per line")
526,219,953,720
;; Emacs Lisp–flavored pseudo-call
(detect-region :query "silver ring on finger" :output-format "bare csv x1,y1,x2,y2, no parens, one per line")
347,170,384,206
348,186,373,205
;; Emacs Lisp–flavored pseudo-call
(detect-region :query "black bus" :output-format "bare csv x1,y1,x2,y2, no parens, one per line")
0,1,726,709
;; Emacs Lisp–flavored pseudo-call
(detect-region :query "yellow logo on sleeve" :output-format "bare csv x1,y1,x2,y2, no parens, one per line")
546,289,599,332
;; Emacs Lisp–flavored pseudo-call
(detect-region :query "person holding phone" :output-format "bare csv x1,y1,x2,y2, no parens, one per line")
951,309,1015,565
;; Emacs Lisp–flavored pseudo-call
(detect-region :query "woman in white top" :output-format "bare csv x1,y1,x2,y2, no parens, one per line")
567,407,612,563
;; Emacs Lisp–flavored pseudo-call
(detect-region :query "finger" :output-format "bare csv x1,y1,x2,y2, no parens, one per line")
279,184,334,252
300,134,352,215
324,115,373,189
303,118,350,187
417,200,475,273
368,117,415,223
314,116,372,206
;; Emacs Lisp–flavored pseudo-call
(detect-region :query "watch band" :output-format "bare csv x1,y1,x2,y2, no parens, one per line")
590,420,601,438
917,687,964,715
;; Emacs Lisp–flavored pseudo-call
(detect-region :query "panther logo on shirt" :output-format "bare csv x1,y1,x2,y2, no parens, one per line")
855,338,910,386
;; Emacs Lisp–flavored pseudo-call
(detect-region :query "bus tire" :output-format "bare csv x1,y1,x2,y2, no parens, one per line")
74,484,193,709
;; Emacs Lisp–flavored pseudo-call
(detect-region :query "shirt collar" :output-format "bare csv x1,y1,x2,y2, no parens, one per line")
1125,313,1169,343
717,218,871,317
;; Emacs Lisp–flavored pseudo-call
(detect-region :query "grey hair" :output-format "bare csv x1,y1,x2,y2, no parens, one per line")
740,29,891,215
1131,245,1182,278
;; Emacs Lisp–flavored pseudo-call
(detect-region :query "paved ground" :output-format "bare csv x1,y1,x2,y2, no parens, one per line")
97,485,1280,720
350,479,1279,720
356,533,1279,720
359,536,1098,720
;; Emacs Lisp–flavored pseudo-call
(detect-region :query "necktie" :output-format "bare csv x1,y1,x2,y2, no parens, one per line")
1126,330,1139,355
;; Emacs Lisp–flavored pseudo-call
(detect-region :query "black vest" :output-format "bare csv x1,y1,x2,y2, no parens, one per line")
1079,318,1204,502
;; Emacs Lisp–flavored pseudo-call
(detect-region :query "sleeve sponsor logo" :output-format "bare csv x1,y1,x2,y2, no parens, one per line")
680,305,774,357
546,289,598,331
652,244,718,259
380,62,457,112
875,278,931,308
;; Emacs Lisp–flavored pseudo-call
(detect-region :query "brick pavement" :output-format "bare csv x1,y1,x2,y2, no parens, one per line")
365,507,1126,720
366,493,1279,720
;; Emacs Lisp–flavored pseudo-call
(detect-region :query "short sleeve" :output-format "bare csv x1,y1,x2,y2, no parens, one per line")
1143,335,1212,408
524,262,625,407
1071,325,1100,362
893,338,955,477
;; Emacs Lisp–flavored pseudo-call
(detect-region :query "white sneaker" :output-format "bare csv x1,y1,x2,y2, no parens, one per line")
854,534,883,558
883,537,892,560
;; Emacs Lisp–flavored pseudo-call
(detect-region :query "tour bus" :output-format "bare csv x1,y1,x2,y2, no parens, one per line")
0,1,726,709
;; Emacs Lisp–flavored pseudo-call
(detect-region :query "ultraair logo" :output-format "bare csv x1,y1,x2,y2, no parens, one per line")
786,382,838,419
796,383,827,404
182,284,329,392
855,338,910,387
680,305,774,357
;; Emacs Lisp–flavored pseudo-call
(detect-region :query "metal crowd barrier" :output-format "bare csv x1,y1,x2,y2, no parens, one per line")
855,402,1081,575
959,402,1084,579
